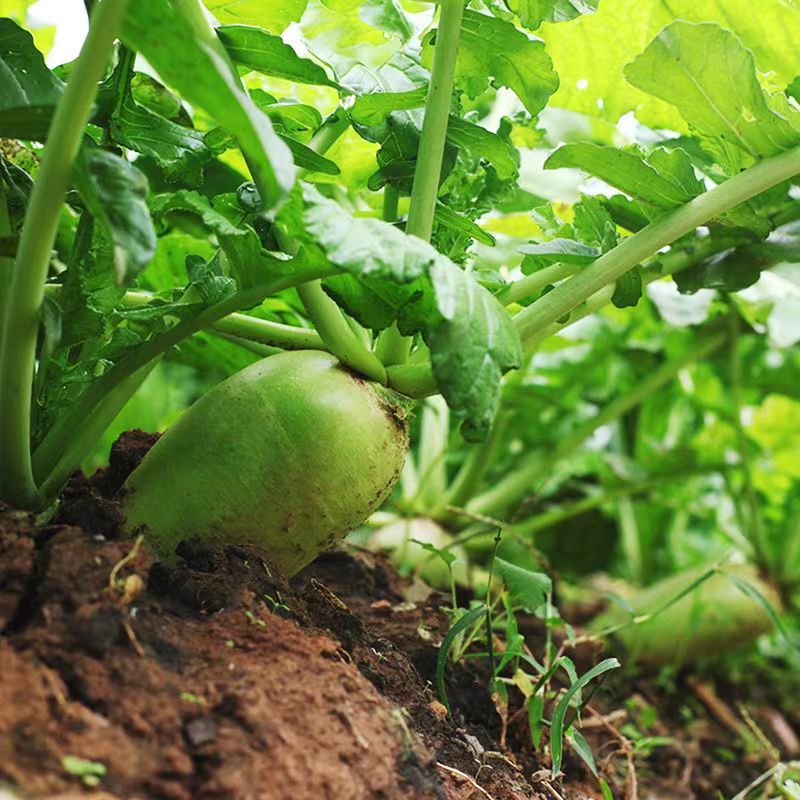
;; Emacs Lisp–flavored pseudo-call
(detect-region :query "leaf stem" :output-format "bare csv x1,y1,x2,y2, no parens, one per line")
389,144,800,397
42,284,328,350
296,281,387,383
0,0,130,508
514,146,800,346
496,262,580,306
376,186,412,365
406,0,463,242
379,0,464,368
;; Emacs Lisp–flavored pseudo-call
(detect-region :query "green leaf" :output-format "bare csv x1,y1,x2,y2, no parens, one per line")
436,604,487,714
422,260,522,439
322,274,397,330
625,21,800,162
279,136,341,175
151,190,290,290
546,144,702,210
359,0,413,42
73,148,156,284
123,0,295,210
349,87,427,126
550,658,620,778
496,558,552,610
446,116,519,181
568,729,598,776
674,250,763,295
528,693,544,749
520,238,600,268
611,266,643,308
0,17,64,139
217,25,342,89
202,0,307,33
434,204,496,247
573,195,618,251
507,0,598,30
111,97,213,186
446,10,559,116
539,0,800,131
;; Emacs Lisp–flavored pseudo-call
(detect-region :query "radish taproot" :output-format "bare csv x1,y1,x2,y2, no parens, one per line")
593,564,781,667
121,351,409,576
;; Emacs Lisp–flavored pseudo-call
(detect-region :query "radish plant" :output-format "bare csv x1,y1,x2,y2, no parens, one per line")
2,0,800,589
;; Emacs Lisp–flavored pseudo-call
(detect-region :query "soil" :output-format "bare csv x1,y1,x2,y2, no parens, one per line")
1,431,798,800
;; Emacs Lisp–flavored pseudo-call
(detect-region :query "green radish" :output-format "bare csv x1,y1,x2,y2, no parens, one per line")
121,350,409,576
369,517,468,589
593,564,781,667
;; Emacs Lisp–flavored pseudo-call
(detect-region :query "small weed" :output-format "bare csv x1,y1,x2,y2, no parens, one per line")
62,755,106,787
245,610,266,628
179,692,207,705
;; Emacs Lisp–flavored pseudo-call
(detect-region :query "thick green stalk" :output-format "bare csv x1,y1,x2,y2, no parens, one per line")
0,0,130,508
54,286,327,351
378,0,464,368
514,147,800,346
41,284,327,351
496,262,580,307
296,280,387,383
466,333,727,519
288,111,387,380
406,0,463,242
376,186,412,366
32,264,335,502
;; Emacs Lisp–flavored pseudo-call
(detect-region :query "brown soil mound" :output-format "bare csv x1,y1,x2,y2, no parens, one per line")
1,431,796,800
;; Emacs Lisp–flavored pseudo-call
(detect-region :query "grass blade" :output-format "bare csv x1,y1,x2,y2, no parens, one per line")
550,658,620,778
436,604,487,714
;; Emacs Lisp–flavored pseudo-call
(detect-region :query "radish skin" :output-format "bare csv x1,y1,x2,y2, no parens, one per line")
594,564,781,667
121,351,409,576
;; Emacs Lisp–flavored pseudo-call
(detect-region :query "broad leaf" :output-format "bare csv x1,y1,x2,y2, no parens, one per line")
442,10,559,117
0,18,63,139
73,148,156,284
112,97,213,186
359,0,413,42
496,558,552,610
539,0,800,130
349,87,427,126
612,266,643,308
625,21,800,162
446,117,519,181
202,0,307,33
151,190,290,290
546,144,702,210
123,0,295,210
217,25,342,89
506,0,598,30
